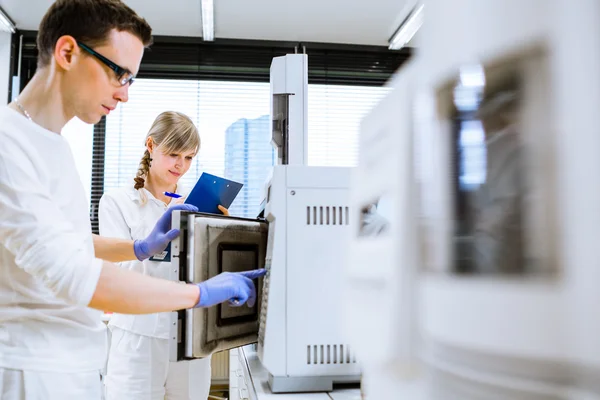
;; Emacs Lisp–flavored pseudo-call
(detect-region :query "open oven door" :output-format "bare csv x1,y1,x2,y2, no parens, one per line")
169,211,268,361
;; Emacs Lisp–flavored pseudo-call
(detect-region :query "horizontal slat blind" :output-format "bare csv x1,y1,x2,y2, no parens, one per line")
18,32,412,88
103,79,271,218
307,84,390,166
102,79,389,219
90,117,106,233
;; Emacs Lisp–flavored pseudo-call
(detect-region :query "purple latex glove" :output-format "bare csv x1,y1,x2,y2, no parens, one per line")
133,204,199,261
195,269,267,308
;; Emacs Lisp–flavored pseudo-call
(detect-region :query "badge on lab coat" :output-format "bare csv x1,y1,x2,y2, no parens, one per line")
150,243,172,262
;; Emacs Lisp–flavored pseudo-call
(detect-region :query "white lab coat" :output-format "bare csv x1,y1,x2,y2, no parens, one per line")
0,107,107,399
99,187,211,400
0,369,103,400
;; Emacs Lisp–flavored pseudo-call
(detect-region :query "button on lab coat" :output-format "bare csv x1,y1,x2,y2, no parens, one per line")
99,186,187,339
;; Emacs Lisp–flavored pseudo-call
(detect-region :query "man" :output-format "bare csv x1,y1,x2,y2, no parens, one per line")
0,1,265,398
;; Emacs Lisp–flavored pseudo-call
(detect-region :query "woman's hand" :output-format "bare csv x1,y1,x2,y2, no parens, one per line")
218,205,230,216
134,204,199,260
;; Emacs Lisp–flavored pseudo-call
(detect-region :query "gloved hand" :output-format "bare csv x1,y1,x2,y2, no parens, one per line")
195,269,267,308
134,204,199,261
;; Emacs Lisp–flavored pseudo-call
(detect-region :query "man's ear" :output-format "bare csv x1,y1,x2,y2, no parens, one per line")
53,35,79,71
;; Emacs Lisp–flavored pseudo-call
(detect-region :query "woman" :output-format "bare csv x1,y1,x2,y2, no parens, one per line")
99,111,225,399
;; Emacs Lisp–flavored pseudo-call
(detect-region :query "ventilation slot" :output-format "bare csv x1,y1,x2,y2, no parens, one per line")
306,206,351,226
333,345,337,363
306,344,358,365
258,268,271,347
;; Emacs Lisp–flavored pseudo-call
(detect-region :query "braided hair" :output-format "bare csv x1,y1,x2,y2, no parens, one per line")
134,149,152,189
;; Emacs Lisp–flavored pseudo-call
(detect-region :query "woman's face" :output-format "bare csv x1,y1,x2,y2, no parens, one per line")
147,138,196,186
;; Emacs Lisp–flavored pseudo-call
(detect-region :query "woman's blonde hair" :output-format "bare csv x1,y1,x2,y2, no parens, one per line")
134,111,200,190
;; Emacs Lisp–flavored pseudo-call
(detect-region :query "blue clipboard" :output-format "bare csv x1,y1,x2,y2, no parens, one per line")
184,173,244,214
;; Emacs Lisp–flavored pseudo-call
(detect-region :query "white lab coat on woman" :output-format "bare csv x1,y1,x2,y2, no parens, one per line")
99,186,211,400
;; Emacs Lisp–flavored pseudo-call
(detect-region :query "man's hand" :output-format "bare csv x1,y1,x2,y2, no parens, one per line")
195,269,267,308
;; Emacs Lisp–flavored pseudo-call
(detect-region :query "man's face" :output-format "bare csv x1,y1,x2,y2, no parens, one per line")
64,29,144,124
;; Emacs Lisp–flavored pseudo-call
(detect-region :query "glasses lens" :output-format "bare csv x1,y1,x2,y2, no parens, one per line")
119,72,134,87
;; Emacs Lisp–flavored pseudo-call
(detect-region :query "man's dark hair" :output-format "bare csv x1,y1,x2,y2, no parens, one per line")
37,0,153,68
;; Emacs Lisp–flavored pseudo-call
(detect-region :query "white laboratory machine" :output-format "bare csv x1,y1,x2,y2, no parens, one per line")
258,54,361,393
345,58,424,400
168,54,362,393
417,0,600,398
348,0,600,399
258,164,359,393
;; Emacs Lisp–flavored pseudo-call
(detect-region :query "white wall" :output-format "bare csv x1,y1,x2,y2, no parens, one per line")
0,31,11,105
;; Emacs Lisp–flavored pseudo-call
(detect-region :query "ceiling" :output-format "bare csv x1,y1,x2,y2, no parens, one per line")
0,0,411,46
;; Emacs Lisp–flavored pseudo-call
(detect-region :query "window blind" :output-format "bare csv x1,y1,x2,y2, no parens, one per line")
103,79,272,220
307,84,390,166
99,78,389,225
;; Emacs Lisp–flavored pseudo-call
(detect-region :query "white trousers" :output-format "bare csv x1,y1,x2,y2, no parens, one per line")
104,327,212,400
0,368,103,400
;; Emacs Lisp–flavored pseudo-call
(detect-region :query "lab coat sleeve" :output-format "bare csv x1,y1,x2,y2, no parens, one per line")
98,193,132,241
0,133,102,307
98,192,140,272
